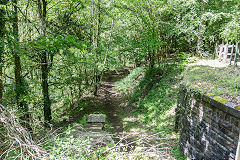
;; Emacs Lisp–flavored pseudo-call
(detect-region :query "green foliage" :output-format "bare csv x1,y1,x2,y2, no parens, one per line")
1,0,239,158
116,61,186,159
79,115,87,125
206,93,215,97
46,125,92,160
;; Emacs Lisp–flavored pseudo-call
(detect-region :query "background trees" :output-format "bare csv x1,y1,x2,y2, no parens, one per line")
0,0,239,130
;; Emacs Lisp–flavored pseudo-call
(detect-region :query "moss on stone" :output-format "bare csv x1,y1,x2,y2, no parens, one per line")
213,96,228,104
234,105,240,110
206,93,215,97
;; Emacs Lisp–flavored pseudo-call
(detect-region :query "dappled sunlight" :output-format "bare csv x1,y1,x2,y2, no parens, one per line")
1,0,239,158
188,58,229,68
114,62,186,159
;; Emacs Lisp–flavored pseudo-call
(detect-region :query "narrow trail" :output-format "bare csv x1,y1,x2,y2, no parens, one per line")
97,68,174,159
98,68,131,134
62,67,176,159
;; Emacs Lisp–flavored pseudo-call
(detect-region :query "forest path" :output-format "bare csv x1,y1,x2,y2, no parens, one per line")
97,67,131,134
61,66,175,159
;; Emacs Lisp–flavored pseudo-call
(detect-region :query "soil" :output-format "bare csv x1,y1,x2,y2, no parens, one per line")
58,67,174,159
98,68,131,134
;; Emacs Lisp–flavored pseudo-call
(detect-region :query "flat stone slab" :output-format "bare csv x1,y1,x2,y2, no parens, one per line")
80,131,114,147
87,114,106,123
70,124,114,147
84,123,104,132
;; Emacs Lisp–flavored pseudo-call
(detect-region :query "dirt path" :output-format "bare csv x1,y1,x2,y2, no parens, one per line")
59,66,177,159
98,68,131,134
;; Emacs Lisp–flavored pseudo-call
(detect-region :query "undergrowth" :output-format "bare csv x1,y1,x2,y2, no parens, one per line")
115,61,186,159
1,60,188,159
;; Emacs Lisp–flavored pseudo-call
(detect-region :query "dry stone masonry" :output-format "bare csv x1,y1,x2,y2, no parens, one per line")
176,85,240,159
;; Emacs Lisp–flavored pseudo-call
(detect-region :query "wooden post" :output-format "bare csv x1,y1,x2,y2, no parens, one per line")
230,44,234,65
218,44,224,61
224,42,229,63
234,42,240,66
215,43,218,59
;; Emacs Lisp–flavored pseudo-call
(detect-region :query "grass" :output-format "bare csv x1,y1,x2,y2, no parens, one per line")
114,67,145,93
181,65,240,104
115,62,186,159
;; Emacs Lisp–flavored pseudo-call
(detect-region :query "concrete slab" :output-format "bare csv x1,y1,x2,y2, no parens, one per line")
87,114,106,123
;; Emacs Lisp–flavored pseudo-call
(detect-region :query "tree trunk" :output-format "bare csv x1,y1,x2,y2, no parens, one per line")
197,34,203,57
147,46,154,68
13,0,31,130
37,0,52,123
42,0,52,123
0,7,5,104
93,0,101,96
41,53,52,122
196,1,206,57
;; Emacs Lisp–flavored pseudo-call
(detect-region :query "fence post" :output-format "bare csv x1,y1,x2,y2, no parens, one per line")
215,43,218,59
218,43,224,61
234,42,240,66
230,44,234,65
224,42,229,63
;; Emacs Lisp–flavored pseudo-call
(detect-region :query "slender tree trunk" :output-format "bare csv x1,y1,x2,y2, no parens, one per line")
41,53,52,122
197,33,203,57
0,2,9,148
93,0,101,96
0,7,5,104
147,46,154,68
42,0,52,123
13,0,31,130
0,5,5,147
103,16,114,68
37,0,52,123
196,1,206,57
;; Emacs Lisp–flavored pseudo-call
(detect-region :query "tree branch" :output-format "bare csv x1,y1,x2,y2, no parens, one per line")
12,3,40,34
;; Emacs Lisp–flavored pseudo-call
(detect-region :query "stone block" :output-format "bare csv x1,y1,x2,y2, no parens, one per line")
230,116,239,127
217,135,231,147
204,106,213,116
225,114,230,122
87,114,106,123
218,120,233,131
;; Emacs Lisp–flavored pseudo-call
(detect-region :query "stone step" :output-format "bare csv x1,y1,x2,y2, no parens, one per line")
79,131,114,147
87,114,106,123
84,123,104,132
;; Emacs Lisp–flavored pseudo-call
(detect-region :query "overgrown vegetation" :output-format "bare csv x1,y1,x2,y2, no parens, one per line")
115,60,186,159
181,65,240,104
0,0,239,159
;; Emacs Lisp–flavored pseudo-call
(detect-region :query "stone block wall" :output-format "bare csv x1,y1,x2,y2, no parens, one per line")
176,85,240,159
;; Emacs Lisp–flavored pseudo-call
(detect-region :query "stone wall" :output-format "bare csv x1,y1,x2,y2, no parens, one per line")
176,85,240,159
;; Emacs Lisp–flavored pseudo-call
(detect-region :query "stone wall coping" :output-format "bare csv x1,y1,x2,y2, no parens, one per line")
180,84,240,119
